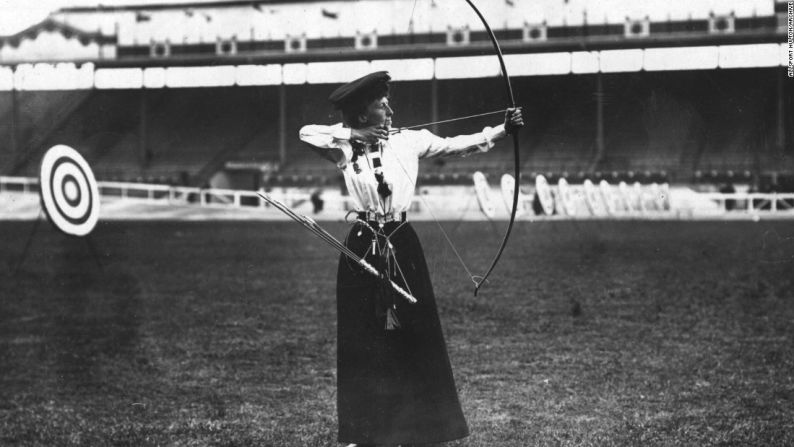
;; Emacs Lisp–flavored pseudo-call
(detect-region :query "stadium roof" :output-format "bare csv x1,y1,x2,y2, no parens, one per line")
0,17,114,47
58,0,350,12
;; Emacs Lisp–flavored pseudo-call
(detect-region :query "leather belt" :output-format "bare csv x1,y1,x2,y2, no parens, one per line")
357,210,407,225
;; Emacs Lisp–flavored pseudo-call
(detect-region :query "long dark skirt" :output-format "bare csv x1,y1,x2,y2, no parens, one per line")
337,221,469,445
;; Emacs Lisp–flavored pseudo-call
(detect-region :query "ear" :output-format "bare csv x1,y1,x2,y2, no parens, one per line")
357,114,368,125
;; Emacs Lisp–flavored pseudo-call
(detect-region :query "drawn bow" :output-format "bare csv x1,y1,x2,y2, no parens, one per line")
392,1,521,296
463,0,521,296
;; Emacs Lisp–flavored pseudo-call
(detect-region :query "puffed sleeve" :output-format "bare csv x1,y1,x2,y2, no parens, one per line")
298,123,354,169
412,124,507,159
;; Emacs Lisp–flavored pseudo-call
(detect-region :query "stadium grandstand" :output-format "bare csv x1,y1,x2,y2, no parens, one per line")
0,0,792,217
4,4,794,445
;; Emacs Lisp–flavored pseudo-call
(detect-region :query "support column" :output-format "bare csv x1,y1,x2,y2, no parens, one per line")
431,77,439,135
776,70,786,153
138,90,148,168
279,84,287,166
592,73,605,171
10,89,19,171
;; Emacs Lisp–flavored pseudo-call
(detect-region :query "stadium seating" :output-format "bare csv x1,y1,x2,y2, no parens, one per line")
2,0,787,190
4,87,287,185
3,65,787,189
1,90,93,176
0,92,15,170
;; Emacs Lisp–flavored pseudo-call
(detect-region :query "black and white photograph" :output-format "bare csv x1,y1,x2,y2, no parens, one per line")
1,0,793,445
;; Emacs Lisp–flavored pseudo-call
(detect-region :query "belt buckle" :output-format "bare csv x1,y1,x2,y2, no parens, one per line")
366,210,382,224
363,210,402,224
371,211,391,224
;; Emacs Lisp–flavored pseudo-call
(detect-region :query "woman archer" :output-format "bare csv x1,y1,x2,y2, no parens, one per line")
299,71,523,446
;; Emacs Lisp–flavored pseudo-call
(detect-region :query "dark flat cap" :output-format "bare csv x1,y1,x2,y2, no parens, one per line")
328,71,391,110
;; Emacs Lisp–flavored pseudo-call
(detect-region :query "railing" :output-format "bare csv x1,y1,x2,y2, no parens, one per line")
699,192,794,214
96,180,320,209
0,176,38,193
3,176,794,218
0,176,335,210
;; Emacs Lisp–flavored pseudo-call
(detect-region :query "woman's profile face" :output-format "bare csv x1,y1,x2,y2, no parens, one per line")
361,96,394,130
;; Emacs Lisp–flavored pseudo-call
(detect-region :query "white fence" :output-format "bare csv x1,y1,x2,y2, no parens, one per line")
698,192,794,214
0,175,319,209
2,176,794,219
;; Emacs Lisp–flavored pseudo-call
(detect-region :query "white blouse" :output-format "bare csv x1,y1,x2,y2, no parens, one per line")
299,123,507,214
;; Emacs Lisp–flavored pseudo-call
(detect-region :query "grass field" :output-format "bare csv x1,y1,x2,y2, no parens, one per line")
1,219,793,446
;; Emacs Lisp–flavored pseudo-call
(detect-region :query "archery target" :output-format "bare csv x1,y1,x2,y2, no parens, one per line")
583,179,604,216
599,180,617,215
473,171,496,219
534,175,555,215
633,182,646,213
660,183,672,210
618,181,632,211
500,174,524,217
39,145,100,236
557,178,577,216
649,183,663,211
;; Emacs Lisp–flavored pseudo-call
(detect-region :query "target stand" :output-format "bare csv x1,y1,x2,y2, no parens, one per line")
14,145,103,273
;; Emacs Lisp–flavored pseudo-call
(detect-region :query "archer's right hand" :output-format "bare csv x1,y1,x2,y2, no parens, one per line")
351,126,389,144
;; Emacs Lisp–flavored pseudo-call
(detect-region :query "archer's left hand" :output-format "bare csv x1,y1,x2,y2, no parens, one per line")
504,107,524,135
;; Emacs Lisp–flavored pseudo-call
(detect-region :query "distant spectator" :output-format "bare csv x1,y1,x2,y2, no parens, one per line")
310,189,324,214
720,183,736,211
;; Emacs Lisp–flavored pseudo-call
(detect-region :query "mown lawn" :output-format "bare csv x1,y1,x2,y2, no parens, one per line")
1,219,793,446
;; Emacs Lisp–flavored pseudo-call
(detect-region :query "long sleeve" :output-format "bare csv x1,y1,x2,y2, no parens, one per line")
299,123,353,169
412,124,507,159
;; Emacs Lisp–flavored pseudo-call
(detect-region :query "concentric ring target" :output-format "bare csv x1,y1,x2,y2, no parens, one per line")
39,145,100,236
500,174,524,217
618,181,633,211
535,175,555,216
650,183,663,211
557,177,577,216
473,171,497,219
660,182,672,211
633,182,646,213
583,179,604,216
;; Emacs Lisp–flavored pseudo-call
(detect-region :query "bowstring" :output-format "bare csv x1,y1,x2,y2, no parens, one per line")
391,154,478,285
389,109,505,134
380,0,505,288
